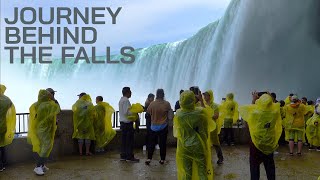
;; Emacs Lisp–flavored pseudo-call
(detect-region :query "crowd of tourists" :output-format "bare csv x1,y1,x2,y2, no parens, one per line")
1,84,319,180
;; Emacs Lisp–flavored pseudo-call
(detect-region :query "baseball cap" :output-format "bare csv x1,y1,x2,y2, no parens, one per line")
46,88,56,94
77,92,87,98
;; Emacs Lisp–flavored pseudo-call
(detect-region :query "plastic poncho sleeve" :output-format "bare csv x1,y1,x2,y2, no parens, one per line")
94,102,116,148
239,95,282,155
72,95,96,140
305,105,315,122
0,95,16,147
27,90,60,157
306,114,320,147
174,107,215,180
204,103,220,146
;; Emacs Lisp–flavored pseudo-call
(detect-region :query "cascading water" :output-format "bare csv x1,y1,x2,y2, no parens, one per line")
214,0,320,103
1,0,319,113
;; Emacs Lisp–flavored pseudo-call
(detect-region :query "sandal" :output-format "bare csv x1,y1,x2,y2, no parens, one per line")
86,152,93,156
145,159,151,165
289,152,293,156
159,160,165,165
297,152,302,156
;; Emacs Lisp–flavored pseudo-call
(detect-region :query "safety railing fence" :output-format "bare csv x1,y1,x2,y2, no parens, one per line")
15,111,149,135
15,111,244,135
15,113,29,135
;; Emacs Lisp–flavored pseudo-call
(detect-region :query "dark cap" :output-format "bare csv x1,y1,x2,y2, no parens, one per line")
77,92,87,98
46,88,56,94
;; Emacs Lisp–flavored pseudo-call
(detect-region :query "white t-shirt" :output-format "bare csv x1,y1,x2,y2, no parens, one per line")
119,96,132,123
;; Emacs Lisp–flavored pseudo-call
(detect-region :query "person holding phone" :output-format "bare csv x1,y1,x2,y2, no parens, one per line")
283,95,307,156
239,93,282,180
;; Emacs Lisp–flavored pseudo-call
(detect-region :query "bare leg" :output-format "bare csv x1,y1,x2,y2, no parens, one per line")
86,142,91,155
289,140,294,154
79,143,83,155
297,141,303,153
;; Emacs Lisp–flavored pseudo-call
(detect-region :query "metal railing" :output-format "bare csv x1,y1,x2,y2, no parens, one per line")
15,111,243,135
15,111,149,135
16,113,29,135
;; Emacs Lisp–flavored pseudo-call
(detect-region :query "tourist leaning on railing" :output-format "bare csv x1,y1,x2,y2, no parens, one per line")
72,93,96,156
94,96,116,152
143,93,155,151
119,87,140,162
220,93,239,146
46,88,61,124
145,89,173,165
0,84,16,172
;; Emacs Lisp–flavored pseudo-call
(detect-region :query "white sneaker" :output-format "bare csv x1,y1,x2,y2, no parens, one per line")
34,167,44,176
42,165,49,172
155,144,160,150
143,145,147,151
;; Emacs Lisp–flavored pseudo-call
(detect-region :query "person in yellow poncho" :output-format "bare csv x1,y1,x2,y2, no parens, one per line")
283,95,307,156
220,93,239,146
301,97,314,147
28,89,60,176
306,101,320,151
174,90,215,180
0,84,16,172
239,93,282,180
72,93,96,156
202,90,224,165
94,96,116,152
284,93,294,105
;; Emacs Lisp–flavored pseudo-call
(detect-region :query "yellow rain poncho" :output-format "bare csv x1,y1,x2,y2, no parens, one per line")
219,93,239,128
239,94,282,155
306,107,320,147
174,91,215,180
0,85,16,147
283,102,307,142
72,94,96,140
284,96,291,105
204,90,220,146
305,105,314,123
94,102,116,148
127,103,144,121
28,90,60,157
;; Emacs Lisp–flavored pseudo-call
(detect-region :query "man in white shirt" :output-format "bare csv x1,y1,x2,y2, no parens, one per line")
118,87,139,162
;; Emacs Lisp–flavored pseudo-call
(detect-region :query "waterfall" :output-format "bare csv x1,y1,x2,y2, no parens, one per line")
1,0,320,112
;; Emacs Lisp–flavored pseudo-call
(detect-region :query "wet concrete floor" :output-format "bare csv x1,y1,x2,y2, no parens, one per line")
2,145,320,180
